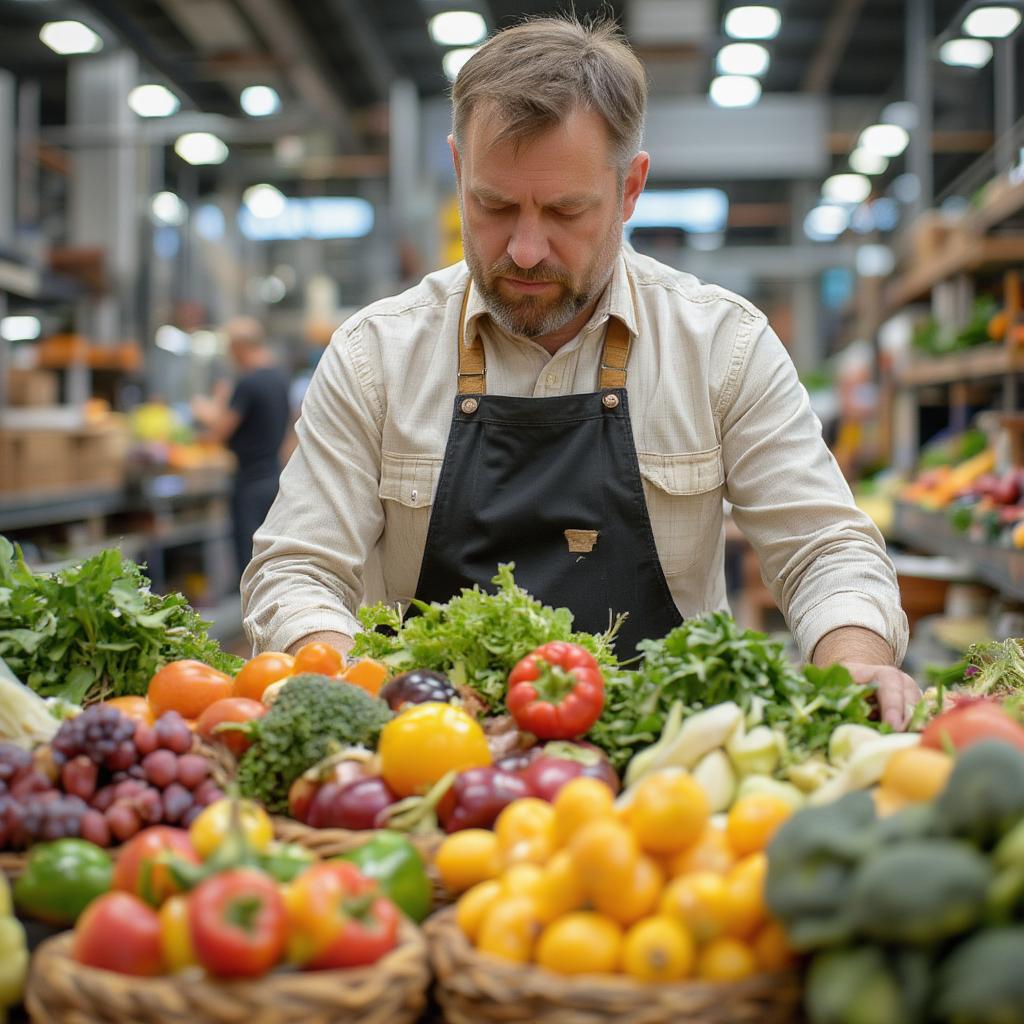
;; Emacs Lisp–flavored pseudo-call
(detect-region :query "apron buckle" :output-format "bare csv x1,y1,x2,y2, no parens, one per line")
601,393,620,409
460,397,479,415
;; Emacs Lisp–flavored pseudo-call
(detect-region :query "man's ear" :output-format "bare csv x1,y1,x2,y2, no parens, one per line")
621,151,650,222
448,134,462,188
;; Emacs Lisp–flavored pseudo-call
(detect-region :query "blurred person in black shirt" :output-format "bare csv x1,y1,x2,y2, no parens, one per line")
192,317,291,578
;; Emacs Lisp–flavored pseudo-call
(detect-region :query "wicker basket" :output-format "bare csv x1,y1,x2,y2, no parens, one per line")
426,908,802,1024
272,816,452,906
25,918,430,1024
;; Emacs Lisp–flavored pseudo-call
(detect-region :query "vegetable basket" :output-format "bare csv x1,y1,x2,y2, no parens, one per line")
25,918,430,1024
425,908,802,1024
271,816,452,906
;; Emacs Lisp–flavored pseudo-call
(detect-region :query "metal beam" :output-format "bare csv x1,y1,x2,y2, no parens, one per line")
827,130,993,153
802,0,868,93
906,0,934,217
326,0,396,101
234,0,358,147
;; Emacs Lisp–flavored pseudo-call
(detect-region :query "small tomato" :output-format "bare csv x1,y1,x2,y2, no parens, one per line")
196,698,266,758
188,798,274,860
233,652,295,702
112,826,200,907
73,892,163,976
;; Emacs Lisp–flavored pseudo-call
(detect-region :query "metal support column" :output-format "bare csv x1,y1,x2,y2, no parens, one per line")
0,70,16,417
906,0,934,219
994,37,1017,174
16,80,40,234
68,51,141,359
789,181,821,374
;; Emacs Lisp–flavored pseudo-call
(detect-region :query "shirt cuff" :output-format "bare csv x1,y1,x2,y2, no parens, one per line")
791,591,909,666
246,606,362,655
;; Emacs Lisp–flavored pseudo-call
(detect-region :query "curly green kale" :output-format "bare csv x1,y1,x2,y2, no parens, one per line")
237,674,393,812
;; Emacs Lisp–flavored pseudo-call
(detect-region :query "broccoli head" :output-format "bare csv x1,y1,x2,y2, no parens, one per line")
237,673,393,813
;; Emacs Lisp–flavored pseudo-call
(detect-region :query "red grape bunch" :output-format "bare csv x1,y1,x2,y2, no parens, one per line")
0,705,224,851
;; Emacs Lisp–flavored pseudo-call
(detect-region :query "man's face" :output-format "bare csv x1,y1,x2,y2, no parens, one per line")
451,107,647,339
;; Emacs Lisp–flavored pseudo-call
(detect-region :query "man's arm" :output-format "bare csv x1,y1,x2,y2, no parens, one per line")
812,626,920,729
241,323,385,654
719,317,911,720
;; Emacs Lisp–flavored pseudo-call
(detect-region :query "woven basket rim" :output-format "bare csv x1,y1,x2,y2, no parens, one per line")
426,906,798,999
32,915,426,990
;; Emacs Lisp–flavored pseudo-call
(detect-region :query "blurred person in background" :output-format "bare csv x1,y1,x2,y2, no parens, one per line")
192,316,291,579
242,16,918,729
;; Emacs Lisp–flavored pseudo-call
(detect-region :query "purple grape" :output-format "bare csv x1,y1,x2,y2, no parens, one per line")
10,770,53,799
141,750,178,789
161,784,193,824
105,740,139,772
134,787,163,825
91,785,117,812
0,744,32,783
61,756,98,801
134,724,158,756
106,802,141,842
176,755,209,790
81,809,111,847
155,712,192,755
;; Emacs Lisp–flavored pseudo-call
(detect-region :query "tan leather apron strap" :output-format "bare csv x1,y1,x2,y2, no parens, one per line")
457,283,486,395
598,316,632,390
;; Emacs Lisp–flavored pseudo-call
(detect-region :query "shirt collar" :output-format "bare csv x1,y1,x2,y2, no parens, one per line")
462,248,637,347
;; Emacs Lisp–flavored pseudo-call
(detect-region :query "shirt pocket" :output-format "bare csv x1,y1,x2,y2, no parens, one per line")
637,446,725,576
378,451,443,509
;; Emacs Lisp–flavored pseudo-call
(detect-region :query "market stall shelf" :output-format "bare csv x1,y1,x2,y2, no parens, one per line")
25,918,430,1024
425,908,801,1024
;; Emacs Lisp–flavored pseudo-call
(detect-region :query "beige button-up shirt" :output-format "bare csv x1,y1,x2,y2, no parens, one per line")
242,245,908,663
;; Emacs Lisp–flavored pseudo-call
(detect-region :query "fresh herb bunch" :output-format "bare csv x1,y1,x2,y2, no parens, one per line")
0,536,242,705
587,612,878,771
237,674,393,812
350,563,621,712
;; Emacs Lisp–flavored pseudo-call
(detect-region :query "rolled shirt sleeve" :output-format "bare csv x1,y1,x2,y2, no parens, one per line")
241,321,384,652
719,316,909,664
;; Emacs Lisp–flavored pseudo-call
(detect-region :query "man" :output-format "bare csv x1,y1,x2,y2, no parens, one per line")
192,316,290,578
242,17,917,727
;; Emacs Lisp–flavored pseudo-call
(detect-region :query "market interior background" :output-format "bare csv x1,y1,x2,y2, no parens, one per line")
1,0,1022,674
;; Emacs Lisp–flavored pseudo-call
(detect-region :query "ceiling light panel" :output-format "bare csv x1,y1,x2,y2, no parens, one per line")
240,85,280,117
174,132,228,165
823,173,872,204
716,42,770,76
963,5,1022,38
39,21,102,55
858,123,909,158
849,149,888,175
723,6,781,40
128,84,180,118
442,47,478,81
940,37,994,66
709,75,762,108
429,11,486,46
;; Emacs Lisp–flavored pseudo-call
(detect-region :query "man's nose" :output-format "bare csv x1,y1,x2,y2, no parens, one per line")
506,215,550,270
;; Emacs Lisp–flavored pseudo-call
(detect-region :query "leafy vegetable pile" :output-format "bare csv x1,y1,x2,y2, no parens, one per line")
589,612,878,771
350,564,620,712
237,674,393,812
0,537,242,705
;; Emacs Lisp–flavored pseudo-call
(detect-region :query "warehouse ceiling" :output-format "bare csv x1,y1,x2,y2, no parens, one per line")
0,0,1019,244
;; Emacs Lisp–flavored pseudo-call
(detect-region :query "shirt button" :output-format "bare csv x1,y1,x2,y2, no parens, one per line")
545,373,557,385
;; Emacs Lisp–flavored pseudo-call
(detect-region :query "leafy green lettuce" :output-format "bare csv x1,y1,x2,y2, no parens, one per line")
0,536,243,704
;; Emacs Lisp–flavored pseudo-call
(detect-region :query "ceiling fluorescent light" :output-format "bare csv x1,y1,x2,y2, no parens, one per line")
716,42,770,76
128,84,179,118
723,5,781,40
709,75,761,108
849,148,888,175
1,316,41,342
429,11,486,46
240,85,280,117
150,192,186,226
940,37,994,66
963,5,1022,38
823,173,872,204
858,123,909,158
174,132,228,165
804,204,850,241
442,47,478,81
39,20,102,55
243,184,286,219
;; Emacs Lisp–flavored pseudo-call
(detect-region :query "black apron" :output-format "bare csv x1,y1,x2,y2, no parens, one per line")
413,281,683,658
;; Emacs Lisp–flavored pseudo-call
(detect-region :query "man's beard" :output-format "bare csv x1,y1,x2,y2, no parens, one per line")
463,223,622,339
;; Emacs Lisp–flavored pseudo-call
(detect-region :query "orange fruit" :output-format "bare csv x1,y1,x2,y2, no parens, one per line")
725,853,768,939
455,880,503,942
752,920,795,972
535,912,622,975
533,850,586,924
696,937,758,982
232,652,295,702
292,642,345,677
621,915,695,981
726,794,793,857
494,798,556,867
476,896,540,963
593,854,664,926
668,825,736,876
659,871,734,944
434,830,502,893
628,771,710,855
342,659,389,696
147,660,234,720
570,818,640,898
103,696,155,727
552,776,615,847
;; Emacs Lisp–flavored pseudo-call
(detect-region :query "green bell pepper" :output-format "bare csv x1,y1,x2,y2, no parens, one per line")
259,841,316,883
337,831,432,922
13,838,113,925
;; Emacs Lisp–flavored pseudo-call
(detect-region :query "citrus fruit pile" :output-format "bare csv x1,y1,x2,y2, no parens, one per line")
435,770,797,983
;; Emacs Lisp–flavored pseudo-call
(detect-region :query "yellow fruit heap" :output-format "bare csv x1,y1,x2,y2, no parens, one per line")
435,771,797,983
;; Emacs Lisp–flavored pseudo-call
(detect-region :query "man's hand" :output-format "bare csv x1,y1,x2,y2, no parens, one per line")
286,631,354,660
812,625,920,730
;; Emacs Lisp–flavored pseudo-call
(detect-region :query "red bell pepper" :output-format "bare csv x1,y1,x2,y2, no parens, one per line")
506,641,605,740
